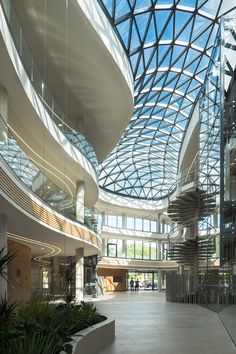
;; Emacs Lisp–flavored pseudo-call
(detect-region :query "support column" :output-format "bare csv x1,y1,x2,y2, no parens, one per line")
122,213,126,229
157,241,162,260
158,269,162,292
0,214,8,298
122,240,126,257
157,214,161,233
75,248,84,301
102,238,106,256
162,219,165,233
76,181,84,223
102,212,105,226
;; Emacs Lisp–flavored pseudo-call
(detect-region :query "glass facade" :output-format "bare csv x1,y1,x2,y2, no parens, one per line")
99,0,223,200
103,213,174,233
0,113,102,234
103,238,167,261
220,15,236,265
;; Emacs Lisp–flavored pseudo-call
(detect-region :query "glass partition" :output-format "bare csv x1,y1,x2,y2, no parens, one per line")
0,114,102,234
102,238,163,261
0,0,98,175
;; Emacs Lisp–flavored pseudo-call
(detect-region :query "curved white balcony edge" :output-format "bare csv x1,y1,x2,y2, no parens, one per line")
0,5,99,206
78,0,133,96
98,257,178,270
179,102,199,173
0,159,101,256
102,225,168,241
98,189,169,212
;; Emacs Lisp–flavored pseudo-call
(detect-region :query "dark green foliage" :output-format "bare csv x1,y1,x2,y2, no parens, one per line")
0,296,22,354
0,247,16,281
6,332,61,354
69,301,106,334
0,295,106,354
0,248,105,354
65,292,75,304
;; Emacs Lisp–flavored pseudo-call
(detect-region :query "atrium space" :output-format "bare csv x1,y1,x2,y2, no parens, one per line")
0,0,236,353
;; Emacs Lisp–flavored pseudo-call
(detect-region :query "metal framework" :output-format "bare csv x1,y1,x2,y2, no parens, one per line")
98,0,225,200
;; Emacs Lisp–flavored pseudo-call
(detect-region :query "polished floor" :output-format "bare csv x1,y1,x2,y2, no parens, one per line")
95,291,236,354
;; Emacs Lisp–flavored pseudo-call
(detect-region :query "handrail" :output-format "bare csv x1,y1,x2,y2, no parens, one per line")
167,217,219,246
167,160,220,204
0,113,102,235
0,0,98,175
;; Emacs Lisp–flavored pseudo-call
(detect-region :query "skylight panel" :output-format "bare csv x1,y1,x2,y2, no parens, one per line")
98,0,222,200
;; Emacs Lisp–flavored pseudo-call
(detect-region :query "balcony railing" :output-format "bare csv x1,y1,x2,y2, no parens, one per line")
1,0,98,175
0,114,102,234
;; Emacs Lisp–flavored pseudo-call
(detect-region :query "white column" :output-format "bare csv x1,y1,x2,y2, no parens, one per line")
158,269,162,292
75,248,84,301
76,181,84,223
0,214,8,298
157,241,162,260
157,214,161,233
122,213,126,229
102,238,106,256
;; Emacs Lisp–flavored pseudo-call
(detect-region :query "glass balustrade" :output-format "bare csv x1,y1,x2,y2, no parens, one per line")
0,0,98,175
0,114,102,234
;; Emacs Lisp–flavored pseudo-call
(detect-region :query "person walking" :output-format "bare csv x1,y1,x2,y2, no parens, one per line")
130,278,134,292
135,279,139,292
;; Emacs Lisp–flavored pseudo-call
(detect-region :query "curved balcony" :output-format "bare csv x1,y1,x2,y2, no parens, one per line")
1,0,98,174
0,113,102,235
6,0,133,161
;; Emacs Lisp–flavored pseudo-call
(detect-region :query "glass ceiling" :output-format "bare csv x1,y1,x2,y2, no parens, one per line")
98,0,224,200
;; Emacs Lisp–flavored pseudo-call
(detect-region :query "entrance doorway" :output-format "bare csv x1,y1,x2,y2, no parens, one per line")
127,271,158,290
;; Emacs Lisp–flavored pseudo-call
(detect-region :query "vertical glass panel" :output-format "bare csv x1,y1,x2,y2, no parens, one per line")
135,240,143,259
107,215,117,227
104,214,108,226
21,35,32,79
10,2,21,52
2,0,10,20
127,240,135,258
32,61,43,96
143,242,150,259
127,217,135,230
117,215,122,228
102,239,107,256
135,218,143,231
143,219,150,231
151,220,157,232
107,243,117,257
117,239,125,258
42,270,49,289
151,242,157,260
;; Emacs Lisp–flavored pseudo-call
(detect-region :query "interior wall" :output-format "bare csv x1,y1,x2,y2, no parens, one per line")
98,268,127,291
7,239,31,303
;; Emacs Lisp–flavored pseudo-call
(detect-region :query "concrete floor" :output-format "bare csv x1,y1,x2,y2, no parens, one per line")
95,291,236,354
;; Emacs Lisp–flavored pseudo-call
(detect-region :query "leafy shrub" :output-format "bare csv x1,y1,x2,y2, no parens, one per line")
0,248,106,354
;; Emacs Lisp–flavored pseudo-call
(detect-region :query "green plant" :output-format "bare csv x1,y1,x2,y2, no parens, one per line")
18,294,55,324
7,332,61,354
65,292,75,304
69,301,106,334
0,248,105,353
0,296,21,354
0,247,16,282
0,295,18,327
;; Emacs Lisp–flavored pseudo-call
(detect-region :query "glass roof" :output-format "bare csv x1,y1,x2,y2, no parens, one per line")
98,0,224,200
